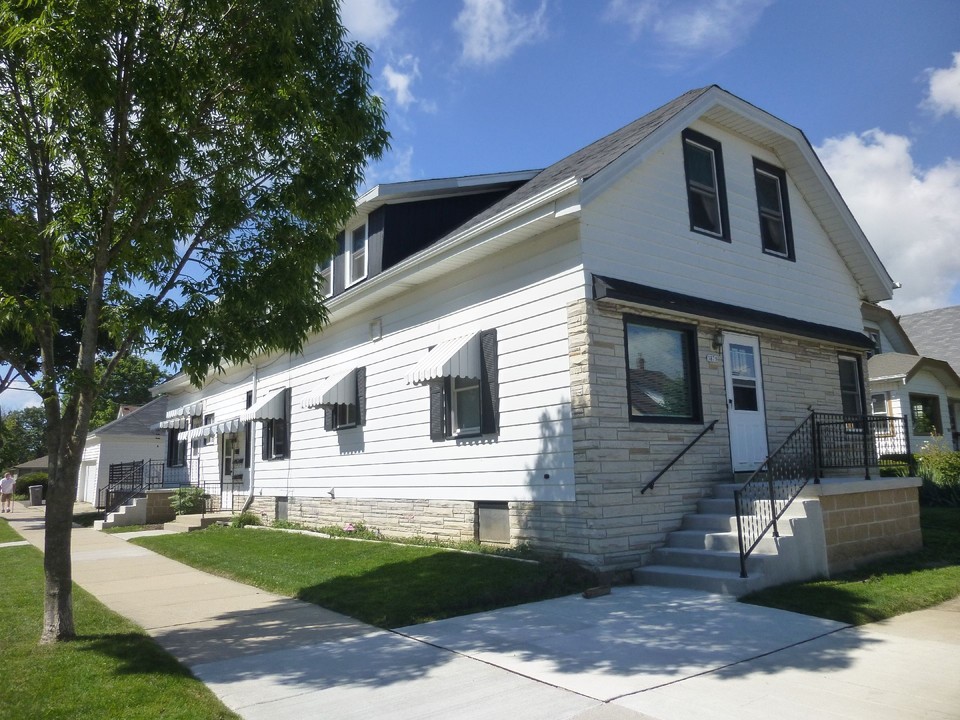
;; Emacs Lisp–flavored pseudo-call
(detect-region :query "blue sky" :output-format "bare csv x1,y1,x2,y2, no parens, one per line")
345,0,960,316
3,0,959,413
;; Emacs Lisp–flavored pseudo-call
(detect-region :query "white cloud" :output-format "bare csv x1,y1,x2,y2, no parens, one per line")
0,377,42,412
816,130,960,315
340,0,400,45
923,51,960,119
361,146,415,193
383,55,419,109
455,0,548,66
605,0,772,62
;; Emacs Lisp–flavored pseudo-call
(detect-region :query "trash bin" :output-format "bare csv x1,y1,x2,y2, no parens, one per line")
29,485,43,506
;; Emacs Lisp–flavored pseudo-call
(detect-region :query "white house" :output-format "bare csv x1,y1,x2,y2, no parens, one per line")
77,396,168,505
153,86,922,589
863,303,960,453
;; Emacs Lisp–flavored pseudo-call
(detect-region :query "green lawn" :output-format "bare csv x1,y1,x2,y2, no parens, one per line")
743,507,960,625
0,517,21,543
0,530,237,720
133,527,596,628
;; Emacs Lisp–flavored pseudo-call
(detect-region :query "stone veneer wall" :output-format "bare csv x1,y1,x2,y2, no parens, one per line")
815,480,923,574
513,297,857,573
249,494,476,543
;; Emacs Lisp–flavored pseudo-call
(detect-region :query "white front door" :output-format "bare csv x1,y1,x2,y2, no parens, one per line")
723,332,768,472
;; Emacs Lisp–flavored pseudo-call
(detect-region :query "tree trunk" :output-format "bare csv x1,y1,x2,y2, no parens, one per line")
40,444,81,643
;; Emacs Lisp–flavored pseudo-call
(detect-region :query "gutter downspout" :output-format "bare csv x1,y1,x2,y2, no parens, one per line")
240,363,258,513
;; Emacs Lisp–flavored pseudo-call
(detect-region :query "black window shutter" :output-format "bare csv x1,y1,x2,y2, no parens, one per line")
480,329,499,434
323,408,333,431
429,380,446,442
261,421,271,460
282,388,291,458
356,366,367,426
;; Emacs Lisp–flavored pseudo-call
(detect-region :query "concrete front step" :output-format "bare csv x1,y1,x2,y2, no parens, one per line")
682,513,736,532
650,546,769,575
697,497,736,515
633,564,758,597
163,512,234,533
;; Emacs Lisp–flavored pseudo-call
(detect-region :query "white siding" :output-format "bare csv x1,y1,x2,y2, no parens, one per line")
79,434,165,505
581,120,865,332
167,224,585,503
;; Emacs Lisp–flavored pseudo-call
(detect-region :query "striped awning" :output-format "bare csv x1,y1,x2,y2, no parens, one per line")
180,416,243,441
406,333,480,385
238,388,287,422
166,401,204,418
153,416,189,430
301,368,357,409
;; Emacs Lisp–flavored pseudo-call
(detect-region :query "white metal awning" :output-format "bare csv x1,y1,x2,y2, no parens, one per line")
301,368,357,409
406,333,480,384
153,416,189,430
165,401,204,419
180,416,243,441
238,388,287,423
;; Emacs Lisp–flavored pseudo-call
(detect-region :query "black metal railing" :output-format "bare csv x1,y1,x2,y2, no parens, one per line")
641,419,718,495
735,412,817,578
735,412,914,578
99,459,190,514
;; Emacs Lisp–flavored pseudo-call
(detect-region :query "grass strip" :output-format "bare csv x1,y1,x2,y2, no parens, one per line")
0,540,238,720
0,517,22,543
133,526,595,628
743,507,960,625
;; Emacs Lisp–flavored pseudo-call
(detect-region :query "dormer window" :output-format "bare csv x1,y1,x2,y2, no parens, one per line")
319,258,333,298
754,159,794,260
348,223,367,286
682,128,729,240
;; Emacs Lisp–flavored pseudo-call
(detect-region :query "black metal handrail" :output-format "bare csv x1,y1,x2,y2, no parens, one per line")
641,419,718,495
734,412,816,578
735,411,914,578
100,459,189,514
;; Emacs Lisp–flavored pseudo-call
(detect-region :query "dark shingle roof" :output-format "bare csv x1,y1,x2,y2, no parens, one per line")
91,396,168,437
900,305,960,373
444,86,715,240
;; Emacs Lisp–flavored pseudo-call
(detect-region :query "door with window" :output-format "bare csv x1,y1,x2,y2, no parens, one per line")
723,333,768,472
220,432,245,512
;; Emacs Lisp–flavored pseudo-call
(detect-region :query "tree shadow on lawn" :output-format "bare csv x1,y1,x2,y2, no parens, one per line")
75,632,197,679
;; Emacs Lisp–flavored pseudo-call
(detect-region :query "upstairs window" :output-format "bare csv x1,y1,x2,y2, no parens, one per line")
754,159,794,260
682,128,729,240
347,224,367,286
319,258,333,298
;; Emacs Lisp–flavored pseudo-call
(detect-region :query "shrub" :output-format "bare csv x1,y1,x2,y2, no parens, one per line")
230,511,262,528
170,486,207,515
14,472,48,498
916,436,960,507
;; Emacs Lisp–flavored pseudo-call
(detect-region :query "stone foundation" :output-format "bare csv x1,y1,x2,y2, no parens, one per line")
251,494,476,543
805,477,923,574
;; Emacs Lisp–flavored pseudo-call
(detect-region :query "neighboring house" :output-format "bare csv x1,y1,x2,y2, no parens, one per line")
899,305,960,449
12,455,49,476
153,86,919,586
77,396,168,505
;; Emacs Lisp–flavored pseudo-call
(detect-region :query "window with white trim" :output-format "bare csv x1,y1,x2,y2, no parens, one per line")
425,330,499,441
753,159,794,260
319,258,333,298
682,128,729,240
261,389,290,460
450,376,482,436
347,223,367,286
838,355,864,417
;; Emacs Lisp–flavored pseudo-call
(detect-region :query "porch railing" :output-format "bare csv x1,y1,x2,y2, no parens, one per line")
640,419,718,495
99,460,190,514
735,412,913,578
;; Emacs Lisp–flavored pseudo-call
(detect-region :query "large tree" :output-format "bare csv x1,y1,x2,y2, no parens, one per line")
0,0,388,642
88,355,167,429
0,405,46,469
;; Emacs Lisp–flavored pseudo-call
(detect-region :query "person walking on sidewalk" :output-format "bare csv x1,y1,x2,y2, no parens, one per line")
1,471,15,512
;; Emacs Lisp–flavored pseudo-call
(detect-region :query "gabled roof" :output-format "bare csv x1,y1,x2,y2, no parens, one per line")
861,303,917,355
900,305,960,373
90,396,168,437
868,352,960,391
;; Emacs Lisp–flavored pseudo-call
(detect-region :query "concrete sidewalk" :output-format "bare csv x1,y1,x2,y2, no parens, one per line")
5,501,960,719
